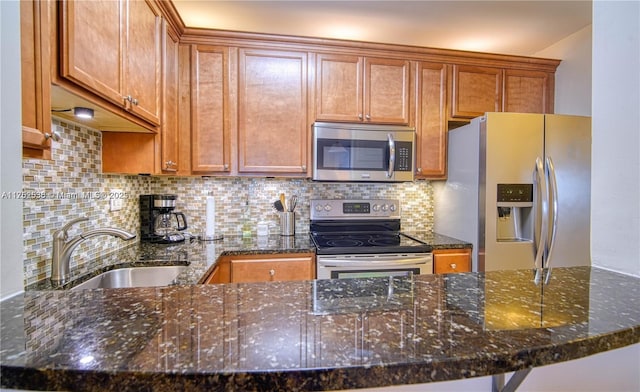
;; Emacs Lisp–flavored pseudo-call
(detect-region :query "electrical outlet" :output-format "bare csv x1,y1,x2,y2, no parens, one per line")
109,189,124,212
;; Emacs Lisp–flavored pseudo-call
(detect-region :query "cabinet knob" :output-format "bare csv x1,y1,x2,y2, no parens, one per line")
301,165,307,171
269,269,275,277
223,163,229,171
450,263,457,270
358,113,363,120
131,97,139,106
365,114,371,121
416,167,422,173
123,95,132,102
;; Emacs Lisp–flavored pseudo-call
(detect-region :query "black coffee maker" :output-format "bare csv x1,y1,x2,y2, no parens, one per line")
140,194,188,243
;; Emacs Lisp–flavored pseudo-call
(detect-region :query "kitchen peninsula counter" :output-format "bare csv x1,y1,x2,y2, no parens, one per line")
2,265,639,391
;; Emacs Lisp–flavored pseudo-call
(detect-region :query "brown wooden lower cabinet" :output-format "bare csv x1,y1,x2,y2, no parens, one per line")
203,253,316,284
433,248,471,274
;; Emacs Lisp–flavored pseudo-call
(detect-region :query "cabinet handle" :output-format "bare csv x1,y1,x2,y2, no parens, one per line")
450,263,457,270
164,161,177,171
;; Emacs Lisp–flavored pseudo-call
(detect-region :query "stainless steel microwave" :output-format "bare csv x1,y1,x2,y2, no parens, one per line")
312,122,416,182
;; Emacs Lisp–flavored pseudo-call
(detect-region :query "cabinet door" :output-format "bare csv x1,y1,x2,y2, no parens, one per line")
503,69,553,113
159,20,179,173
415,62,448,178
21,0,52,159
191,45,231,173
449,64,503,119
125,0,161,125
364,57,410,124
315,53,362,122
60,0,123,106
230,255,315,283
238,49,308,174
433,249,471,274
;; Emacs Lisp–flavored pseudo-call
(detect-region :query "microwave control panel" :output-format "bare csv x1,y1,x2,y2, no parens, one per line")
395,142,413,171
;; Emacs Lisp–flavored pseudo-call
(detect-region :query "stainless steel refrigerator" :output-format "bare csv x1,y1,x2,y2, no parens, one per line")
434,112,591,273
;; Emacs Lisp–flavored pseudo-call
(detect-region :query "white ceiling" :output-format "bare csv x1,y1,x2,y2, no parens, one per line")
171,1,592,57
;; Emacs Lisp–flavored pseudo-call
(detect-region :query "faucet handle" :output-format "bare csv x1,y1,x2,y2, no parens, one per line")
60,217,89,234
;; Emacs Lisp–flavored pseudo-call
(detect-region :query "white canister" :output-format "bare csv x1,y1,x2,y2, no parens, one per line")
257,221,269,237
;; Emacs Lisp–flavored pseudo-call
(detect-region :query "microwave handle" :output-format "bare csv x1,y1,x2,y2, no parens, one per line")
387,133,395,178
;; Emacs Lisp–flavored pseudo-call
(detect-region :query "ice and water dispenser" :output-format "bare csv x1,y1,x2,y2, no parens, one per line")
496,184,533,242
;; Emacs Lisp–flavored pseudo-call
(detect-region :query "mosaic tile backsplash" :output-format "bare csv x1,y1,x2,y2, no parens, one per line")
21,119,435,286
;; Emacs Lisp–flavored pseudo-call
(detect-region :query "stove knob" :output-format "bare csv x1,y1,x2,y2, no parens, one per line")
372,204,379,212
324,204,332,212
381,204,388,211
315,204,324,212
389,203,397,212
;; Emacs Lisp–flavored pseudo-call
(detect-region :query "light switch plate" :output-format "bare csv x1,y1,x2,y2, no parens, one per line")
109,189,124,212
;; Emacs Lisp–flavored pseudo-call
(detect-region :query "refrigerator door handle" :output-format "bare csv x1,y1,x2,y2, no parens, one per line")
545,156,559,270
533,157,548,285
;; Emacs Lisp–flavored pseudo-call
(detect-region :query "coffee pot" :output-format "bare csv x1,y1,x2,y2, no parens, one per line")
153,212,187,242
139,194,189,243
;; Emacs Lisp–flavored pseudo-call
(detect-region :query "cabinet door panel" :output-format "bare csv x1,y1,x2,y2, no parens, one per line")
60,0,123,105
450,65,502,119
316,54,362,122
160,21,179,173
125,0,161,124
191,45,230,173
504,69,551,113
238,49,308,174
364,57,410,124
416,62,447,178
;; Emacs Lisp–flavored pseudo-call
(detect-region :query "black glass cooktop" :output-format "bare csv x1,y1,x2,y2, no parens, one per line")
311,231,430,255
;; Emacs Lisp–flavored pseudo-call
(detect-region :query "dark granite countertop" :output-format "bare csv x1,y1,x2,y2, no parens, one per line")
2,265,639,391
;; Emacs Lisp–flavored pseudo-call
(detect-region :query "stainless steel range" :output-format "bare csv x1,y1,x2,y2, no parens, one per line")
310,199,433,279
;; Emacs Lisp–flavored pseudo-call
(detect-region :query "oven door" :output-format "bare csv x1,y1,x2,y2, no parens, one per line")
312,122,415,182
316,253,433,279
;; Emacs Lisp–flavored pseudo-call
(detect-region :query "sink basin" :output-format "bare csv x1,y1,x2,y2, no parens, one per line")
70,266,187,290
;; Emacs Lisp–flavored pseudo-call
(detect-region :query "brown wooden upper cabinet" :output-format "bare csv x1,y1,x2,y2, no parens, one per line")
159,20,179,173
237,49,309,175
316,54,410,124
59,0,162,126
190,45,232,174
415,62,448,179
503,69,553,113
21,0,52,159
449,64,503,120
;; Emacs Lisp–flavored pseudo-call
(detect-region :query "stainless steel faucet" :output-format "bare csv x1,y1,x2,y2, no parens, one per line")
50,217,136,285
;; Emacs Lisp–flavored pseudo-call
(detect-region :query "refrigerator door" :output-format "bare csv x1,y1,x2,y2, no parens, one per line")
543,115,591,267
482,113,544,271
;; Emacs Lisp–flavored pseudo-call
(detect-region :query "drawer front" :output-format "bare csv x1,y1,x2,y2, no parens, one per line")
231,257,315,283
434,249,471,274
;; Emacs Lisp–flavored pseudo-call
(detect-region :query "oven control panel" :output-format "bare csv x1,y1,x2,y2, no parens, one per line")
311,199,400,220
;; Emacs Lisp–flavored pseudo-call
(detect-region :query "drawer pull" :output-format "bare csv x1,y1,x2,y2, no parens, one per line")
450,263,457,270
269,269,275,277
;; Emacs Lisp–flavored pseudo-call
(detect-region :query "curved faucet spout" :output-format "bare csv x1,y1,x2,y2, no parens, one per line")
50,221,136,285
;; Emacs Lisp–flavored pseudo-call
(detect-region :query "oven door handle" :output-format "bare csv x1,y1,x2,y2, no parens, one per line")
318,257,430,268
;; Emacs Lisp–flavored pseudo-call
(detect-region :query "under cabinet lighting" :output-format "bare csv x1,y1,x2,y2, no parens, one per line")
51,106,95,119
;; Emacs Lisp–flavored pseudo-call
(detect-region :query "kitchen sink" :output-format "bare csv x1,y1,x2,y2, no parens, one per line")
70,265,187,290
